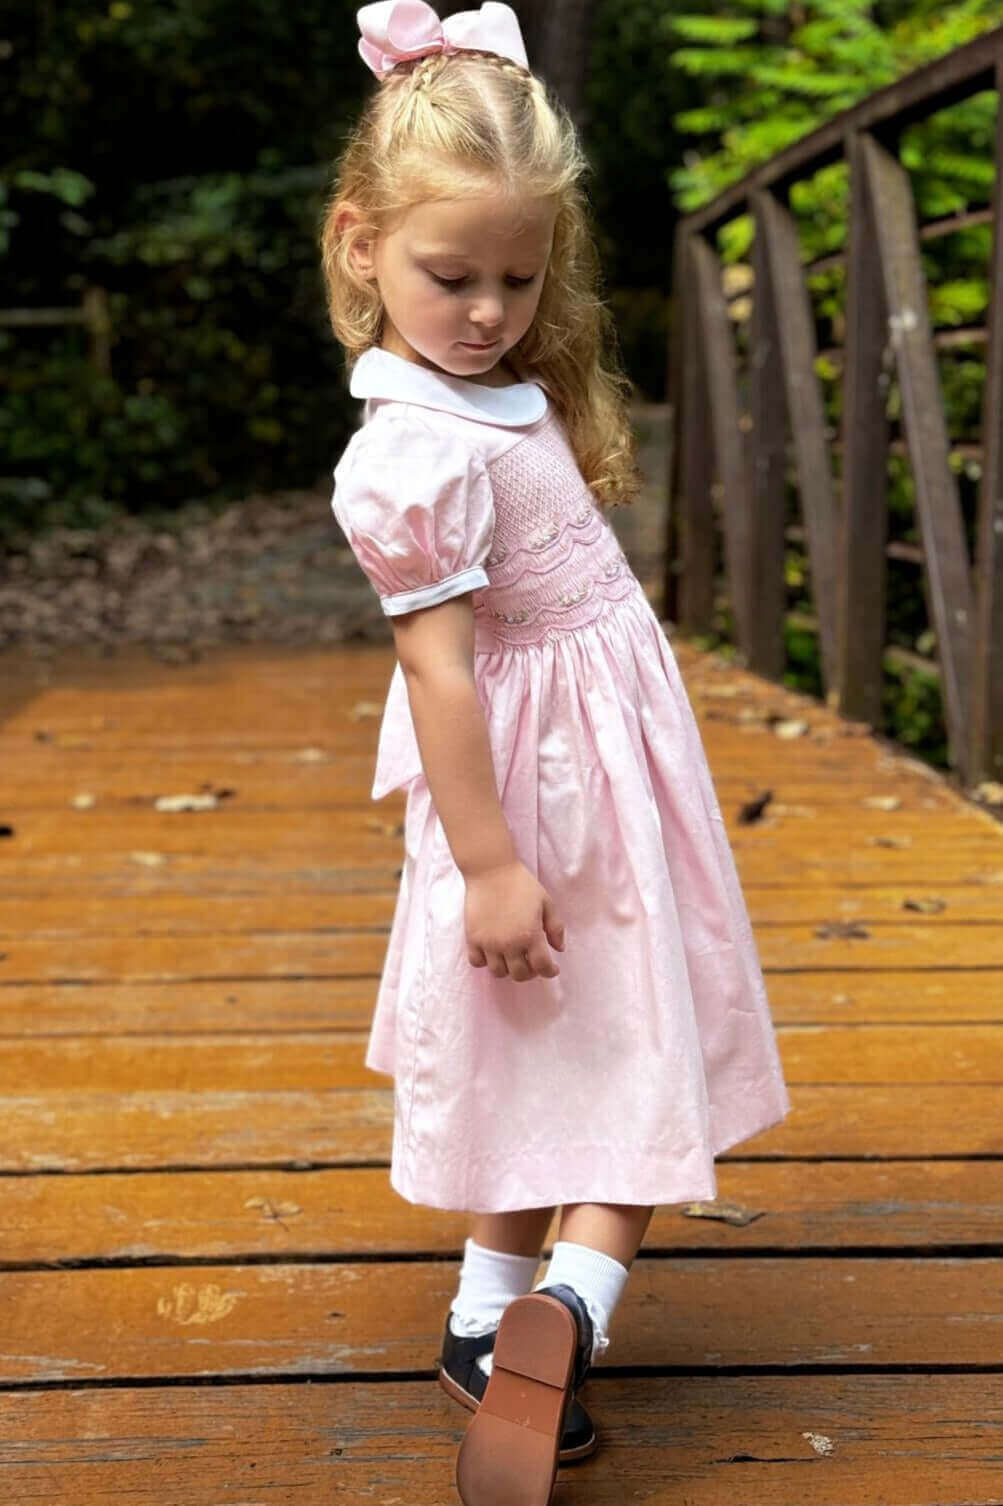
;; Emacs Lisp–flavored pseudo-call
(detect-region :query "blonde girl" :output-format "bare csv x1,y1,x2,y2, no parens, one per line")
321,6,791,1501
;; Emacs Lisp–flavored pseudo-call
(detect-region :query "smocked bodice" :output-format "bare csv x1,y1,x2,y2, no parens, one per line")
472,413,639,650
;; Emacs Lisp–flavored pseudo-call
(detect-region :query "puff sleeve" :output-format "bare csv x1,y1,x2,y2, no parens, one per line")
331,421,496,616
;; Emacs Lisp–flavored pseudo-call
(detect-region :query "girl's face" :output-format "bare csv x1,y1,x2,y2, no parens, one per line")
355,191,556,382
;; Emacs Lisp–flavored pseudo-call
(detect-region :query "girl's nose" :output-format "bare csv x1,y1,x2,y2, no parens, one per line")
471,296,505,330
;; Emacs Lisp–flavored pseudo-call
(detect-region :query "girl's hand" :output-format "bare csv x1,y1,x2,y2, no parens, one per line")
464,859,565,981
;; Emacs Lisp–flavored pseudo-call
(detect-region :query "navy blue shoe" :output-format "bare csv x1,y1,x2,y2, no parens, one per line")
438,1304,598,1463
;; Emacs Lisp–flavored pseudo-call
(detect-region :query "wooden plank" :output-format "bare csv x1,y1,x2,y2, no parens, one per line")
5,1160,999,1266
0,1256,999,1383
4,877,1003,940
1,1376,999,1504
4,1026,1002,1094
2,966,1003,1041
1,844,999,889
0,778,958,816
7,804,989,846
5,879,999,933
0,1091,393,1171
0,1086,999,1172
3,920,1003,984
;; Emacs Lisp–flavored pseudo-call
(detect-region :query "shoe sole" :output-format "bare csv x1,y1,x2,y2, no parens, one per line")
438,1365,598,1463
454,1293,578,1506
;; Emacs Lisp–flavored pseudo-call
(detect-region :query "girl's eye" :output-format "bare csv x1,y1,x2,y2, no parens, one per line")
429,273,537,290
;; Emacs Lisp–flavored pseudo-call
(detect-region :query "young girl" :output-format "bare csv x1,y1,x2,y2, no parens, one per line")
322,4,792,1501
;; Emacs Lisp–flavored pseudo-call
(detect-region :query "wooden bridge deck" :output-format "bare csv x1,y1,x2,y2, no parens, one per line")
1,636,1001,1504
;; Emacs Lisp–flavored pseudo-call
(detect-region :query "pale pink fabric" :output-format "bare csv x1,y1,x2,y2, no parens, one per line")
332,347,792,1213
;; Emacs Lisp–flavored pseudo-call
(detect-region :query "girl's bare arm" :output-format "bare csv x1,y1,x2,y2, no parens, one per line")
388,594,564,980
389,594,516,878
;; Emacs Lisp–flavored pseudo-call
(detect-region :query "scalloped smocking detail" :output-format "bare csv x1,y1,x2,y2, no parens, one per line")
468,412,643,646
485,502,596,568
474,558,641,645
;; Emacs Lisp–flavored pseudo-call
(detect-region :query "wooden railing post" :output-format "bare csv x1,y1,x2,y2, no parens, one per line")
690,233,756,658
969,40,1003,784
750,187,839,690
672,230,716,638
837,130,893,732
747,192,788,682
860,132,975,782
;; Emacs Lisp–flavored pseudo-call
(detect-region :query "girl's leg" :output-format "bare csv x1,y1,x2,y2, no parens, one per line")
532,1202,656,1363
448,1206,557,1356
557,1201,654,1267
471,1205,556,1258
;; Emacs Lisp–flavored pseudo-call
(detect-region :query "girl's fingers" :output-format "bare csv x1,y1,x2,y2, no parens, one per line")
467,942,559,981
527,945,559,978
505,949,534,982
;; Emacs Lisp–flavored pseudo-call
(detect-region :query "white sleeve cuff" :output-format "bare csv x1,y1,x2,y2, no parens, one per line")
380,565,490,616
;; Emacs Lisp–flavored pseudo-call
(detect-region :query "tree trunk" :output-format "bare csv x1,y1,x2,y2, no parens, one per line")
438,0,597,133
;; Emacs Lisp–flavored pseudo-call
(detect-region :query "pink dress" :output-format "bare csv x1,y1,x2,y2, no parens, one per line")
332,346,792,1214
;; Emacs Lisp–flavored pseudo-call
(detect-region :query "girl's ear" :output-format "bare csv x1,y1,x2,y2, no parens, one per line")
336,204,378,280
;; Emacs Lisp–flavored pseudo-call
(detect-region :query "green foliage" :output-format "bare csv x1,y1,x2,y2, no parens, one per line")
2,0,364,524
665,0,999,223
664,0,1002,768
883,661,950,767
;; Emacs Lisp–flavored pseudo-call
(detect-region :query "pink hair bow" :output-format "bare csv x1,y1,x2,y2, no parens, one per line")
357,1,529,79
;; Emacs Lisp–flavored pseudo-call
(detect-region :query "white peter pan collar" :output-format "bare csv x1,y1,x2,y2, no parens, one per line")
349,346,548,427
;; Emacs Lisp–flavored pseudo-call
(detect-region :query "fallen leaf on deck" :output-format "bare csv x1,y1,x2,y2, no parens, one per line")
155,793,219,812
738,790,773,824
681,1200,765,1226
902,895,947,914
365,818,405,838
245,1196,302,1222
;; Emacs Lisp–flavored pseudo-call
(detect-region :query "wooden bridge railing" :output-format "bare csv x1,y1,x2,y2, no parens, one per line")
666,25,1003,793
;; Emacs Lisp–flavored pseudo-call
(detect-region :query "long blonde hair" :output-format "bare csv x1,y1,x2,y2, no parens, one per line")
319,46,641,510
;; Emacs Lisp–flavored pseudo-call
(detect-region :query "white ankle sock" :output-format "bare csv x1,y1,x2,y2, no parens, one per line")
533,1239,630,1364
449,1238,541,1377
